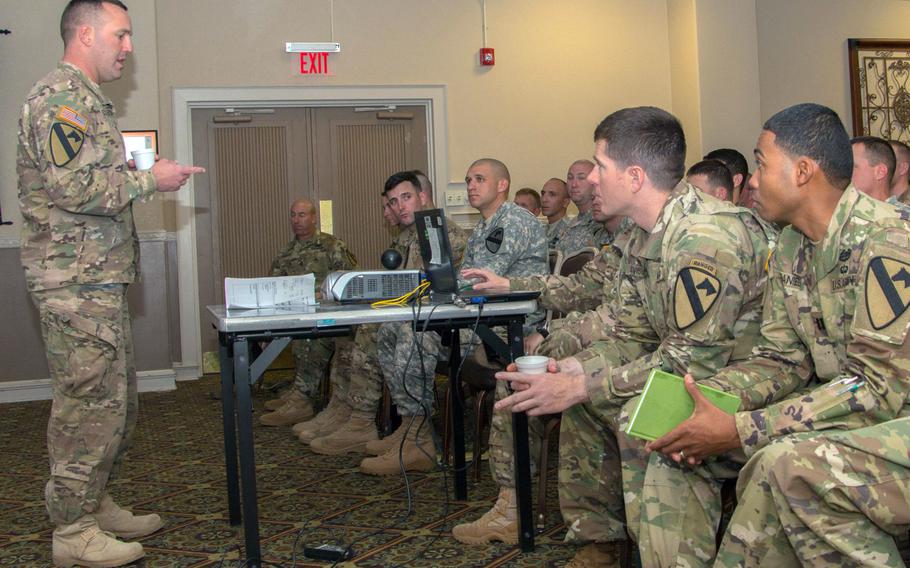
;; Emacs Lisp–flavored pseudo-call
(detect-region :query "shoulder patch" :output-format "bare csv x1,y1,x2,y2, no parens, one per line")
48,122,85,167
865,256,910,330
486,227,504,253
674,267,721,329
55,105,88,132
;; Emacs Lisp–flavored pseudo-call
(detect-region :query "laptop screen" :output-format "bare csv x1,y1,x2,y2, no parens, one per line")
415,209,458,294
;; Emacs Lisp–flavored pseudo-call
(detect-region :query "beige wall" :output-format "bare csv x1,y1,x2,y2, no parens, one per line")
667,0,703,165
756,0,910,134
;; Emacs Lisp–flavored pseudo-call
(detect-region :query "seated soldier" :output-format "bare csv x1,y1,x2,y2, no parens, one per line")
541,177,571,245
639,103,910,567
551,160,611,253
851,135,896,202
704,148,750,206
359,171,467,472
492,107,774,566
686,159,735,201
297,174,436,454
359,159,548,475
514,187,542,217
260,198,356,427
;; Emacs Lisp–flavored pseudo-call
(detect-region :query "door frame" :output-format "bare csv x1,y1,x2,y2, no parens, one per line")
172,85,448,379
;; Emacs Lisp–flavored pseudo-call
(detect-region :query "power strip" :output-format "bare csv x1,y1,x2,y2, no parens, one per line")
303,544,353,562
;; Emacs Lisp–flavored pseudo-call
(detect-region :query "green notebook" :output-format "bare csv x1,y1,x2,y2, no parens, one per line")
625,369,742,442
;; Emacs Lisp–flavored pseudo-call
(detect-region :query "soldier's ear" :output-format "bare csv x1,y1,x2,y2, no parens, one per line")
793,156,815,187
78,23,95,47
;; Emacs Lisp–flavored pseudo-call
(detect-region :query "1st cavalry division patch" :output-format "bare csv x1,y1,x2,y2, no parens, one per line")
674,266,721,329
865,256,910,330
48,122,85,167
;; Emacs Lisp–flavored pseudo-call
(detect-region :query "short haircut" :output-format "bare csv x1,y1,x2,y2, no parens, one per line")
382,171,422,196
593,106,686,190
543,177,567,195
891,140,910,164
762,103,852,189
61,0,128,45
470,158,511,185
853,135,897,181
515,187,541,209
687,159,734,196
704,148,749,184
411,169,432,194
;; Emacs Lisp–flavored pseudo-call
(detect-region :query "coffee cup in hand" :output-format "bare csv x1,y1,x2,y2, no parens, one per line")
515,355,548,374
131,148,156,171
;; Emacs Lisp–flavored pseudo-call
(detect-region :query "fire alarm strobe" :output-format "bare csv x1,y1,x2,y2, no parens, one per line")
479,47,495,66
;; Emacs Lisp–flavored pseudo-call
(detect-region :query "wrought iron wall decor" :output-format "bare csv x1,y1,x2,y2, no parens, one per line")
848,38,910,141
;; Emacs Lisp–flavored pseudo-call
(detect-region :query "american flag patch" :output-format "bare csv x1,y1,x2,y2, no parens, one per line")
56,106,88,131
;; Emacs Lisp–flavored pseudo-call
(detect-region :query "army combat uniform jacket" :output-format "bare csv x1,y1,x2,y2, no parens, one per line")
711,186,910,457
18,62,157,292
270,231,357,285
575,183,776,406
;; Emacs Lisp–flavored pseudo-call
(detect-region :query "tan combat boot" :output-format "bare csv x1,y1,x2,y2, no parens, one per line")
564,542,622,568
295,397,347,442
358,417,436,475
364,419,408,456
263,387,294,411
309,411,378,454
94,494,163,539
259,391,314,426
52,516,144,568
451,488,518,544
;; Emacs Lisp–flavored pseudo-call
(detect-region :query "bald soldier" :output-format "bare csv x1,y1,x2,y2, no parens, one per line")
640,103,910,567
541,177,571,245
260,198,357,427
491,107,773,567
17,1,204,565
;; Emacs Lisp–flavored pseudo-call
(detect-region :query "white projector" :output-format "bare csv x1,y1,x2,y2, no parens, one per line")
323,270,422,303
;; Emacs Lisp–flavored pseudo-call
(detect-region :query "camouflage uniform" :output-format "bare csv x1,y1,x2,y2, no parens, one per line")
551,210,611,255
456,201,548,483
639,186,910,567
546,216,571,248
715,418,910,567
559,183,774,548
377,219,467,416
270,232,356,401
18,62,157,525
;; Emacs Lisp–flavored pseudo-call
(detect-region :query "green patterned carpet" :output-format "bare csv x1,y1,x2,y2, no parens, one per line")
0,373,574,567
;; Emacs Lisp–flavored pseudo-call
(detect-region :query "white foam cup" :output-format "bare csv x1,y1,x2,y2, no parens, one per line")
515,355,549,374
131,148,155,171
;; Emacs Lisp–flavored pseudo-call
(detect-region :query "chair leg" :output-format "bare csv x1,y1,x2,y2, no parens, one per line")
442,387,452,465
472,390,489,483
378,383,394,436
537,417,561,530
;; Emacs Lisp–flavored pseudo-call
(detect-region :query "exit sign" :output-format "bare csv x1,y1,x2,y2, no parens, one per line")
300,52,331,75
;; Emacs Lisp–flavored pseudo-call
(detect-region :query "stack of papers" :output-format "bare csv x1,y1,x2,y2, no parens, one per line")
625,369,742,441
224,274,316,309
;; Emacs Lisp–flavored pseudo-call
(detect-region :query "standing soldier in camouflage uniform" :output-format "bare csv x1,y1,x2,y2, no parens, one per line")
641,103,910,567
259,198,357,427
493,107,773,567
17,1,204,566
551,160,611,254
358,172,467,474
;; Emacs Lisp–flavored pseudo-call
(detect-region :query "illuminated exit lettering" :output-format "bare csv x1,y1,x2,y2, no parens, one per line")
300,52,331,75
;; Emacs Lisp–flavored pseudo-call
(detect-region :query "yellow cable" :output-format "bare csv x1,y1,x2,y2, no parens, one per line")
370,280,430,308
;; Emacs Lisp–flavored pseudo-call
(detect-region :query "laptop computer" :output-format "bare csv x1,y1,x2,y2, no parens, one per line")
414,209,541,304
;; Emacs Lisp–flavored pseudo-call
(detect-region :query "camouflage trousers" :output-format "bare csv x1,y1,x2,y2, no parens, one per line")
715,422,910,567
558,396,646,545
291,337,335,401
637,444,744,567
486,327,581,489
377,321,442,416
33,284,137,526
331,324,383,413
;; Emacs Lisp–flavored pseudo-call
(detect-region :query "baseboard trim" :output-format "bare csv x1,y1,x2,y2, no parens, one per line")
0,368,178,403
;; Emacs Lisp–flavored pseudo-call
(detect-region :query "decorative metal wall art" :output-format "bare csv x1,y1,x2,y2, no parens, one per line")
848,38,910,141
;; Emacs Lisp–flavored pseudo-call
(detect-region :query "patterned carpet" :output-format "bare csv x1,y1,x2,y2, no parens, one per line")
0,371,575,567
